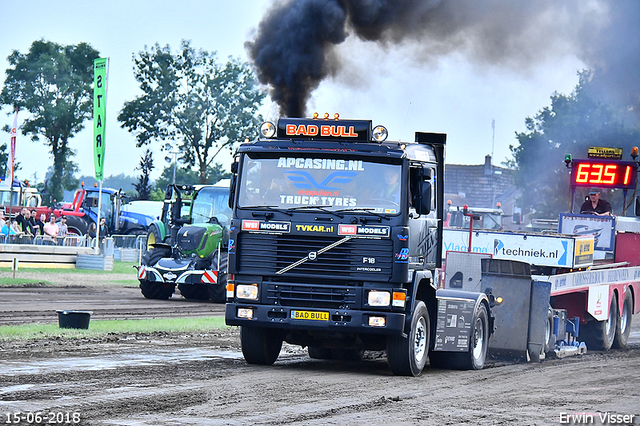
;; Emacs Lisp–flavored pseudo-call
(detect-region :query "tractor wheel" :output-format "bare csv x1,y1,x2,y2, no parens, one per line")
140,280,175,300
139,246,174,300
178,283,209,300
146,224,163,251
208,249,228,303
387,301,429,376
64,215,88,236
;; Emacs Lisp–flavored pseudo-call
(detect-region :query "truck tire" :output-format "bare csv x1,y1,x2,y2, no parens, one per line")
139,247,174,300
208,250,228,303
65,215,88,236
581,295,617,351
178,283,209,300
240,326,283,365
613,290,633,349
387,301,429,376
430,303,489,370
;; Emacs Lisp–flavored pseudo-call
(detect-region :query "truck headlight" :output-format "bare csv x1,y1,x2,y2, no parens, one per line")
236,284,259,300
368,290,391,307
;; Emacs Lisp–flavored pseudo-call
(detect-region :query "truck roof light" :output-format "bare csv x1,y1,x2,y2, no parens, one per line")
632,146,638,160
324,112,330,119
259,121,276,138
372,125,388,142
313,112,319,119
334,113,340,120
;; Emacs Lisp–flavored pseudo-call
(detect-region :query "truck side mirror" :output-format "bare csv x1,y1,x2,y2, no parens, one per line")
416,181,432,215
229,157,238,209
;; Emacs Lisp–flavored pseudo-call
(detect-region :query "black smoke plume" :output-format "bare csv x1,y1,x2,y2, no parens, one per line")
247,0,640,119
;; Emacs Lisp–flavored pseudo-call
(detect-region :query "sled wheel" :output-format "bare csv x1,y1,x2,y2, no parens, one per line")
613,290,633,349
582,294,617,351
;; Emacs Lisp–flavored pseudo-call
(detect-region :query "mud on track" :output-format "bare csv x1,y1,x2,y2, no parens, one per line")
1,278,640,425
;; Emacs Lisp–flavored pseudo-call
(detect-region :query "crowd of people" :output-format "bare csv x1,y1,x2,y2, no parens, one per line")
0,207,70,245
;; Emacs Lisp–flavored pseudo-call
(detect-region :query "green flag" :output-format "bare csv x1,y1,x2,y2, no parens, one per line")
93,58,108,181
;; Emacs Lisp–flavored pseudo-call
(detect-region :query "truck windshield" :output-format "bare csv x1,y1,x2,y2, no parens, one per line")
237,155,401,214
191,187,232,228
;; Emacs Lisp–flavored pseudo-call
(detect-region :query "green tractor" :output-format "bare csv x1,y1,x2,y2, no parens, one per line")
136,180,232,302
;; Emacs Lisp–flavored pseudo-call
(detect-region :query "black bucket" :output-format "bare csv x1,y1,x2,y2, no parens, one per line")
56,310,92,329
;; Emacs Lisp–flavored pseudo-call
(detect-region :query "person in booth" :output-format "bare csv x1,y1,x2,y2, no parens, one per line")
580,187,612,216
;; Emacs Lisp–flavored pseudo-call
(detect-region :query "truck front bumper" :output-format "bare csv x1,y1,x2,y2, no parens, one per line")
225,303,406,335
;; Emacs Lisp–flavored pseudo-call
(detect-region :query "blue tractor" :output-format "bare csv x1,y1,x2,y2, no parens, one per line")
54,186,154,237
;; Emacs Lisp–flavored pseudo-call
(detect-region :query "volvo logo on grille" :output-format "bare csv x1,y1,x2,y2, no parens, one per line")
308,251,317,261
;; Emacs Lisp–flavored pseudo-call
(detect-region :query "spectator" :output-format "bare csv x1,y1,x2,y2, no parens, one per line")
88,222,97,239
98,217,108,239
0,211,6,231
33,213,45,236
58,216,68,240
16,208,34,236
43,214,59,245
1,218,14,236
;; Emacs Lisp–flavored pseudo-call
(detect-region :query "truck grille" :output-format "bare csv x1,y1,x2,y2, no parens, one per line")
237,233,393,280
267,282,357,309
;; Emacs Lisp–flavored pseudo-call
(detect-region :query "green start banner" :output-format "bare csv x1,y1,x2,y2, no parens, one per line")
93,58,108,181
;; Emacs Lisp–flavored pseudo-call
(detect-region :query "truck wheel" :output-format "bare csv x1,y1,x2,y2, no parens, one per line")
460,303,489,370
581,295,618,351
613,291,633,349
208,250,228,303
178,283,209,300
147,224,162,251
430,303,489,370
240,326,283,365
387,301,429,376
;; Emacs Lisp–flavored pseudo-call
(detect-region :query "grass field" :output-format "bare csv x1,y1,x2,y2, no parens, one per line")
0,316,228,340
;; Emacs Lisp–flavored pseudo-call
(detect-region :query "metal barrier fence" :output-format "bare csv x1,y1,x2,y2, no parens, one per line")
1,232,148,262
4,234,90,247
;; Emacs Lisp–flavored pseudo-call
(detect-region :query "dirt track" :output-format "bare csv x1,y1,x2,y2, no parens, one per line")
1,276,640,425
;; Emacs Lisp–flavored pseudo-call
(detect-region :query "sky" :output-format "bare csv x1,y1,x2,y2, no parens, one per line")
0,0,588,187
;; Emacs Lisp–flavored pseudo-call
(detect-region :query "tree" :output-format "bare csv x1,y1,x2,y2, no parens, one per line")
0,40,100,203
134,148,154,200
510,71,640,218
41,161,79,204
118,40,265,184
